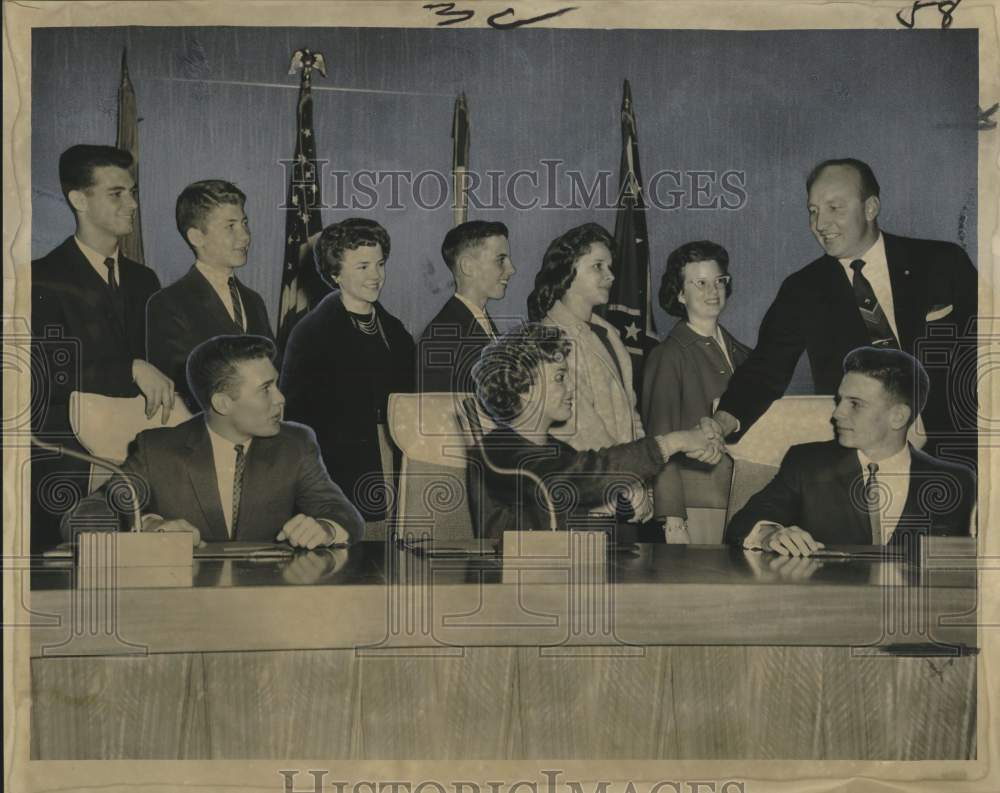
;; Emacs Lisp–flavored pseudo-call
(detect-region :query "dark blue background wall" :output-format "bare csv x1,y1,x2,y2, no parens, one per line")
31,27,977,392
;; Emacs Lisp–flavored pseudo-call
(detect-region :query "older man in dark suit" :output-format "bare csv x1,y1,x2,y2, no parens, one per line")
725,347,975,555
31,144,174,552
146,180,273,409
713,159,977,467
64,335,364,547
416,220,515,393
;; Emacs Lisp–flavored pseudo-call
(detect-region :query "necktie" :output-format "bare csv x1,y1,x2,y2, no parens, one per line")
104,257,125,324
231,444,246,538
850,259,899,349
228,277,245,331
864,462,883,545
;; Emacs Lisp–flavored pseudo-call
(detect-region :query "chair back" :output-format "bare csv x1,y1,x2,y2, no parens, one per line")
388,392,494,540
69,392,193,491
725,396,836,523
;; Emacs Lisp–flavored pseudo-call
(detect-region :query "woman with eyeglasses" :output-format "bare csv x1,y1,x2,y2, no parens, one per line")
641,241,749,543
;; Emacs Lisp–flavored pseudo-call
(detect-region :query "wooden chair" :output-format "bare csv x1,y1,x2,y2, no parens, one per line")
68,392,193,492
724,396,837,525
388,392,494,541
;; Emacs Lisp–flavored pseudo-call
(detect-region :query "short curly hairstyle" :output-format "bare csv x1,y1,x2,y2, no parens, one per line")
472,323,571,425
526,223,614,321
658,240,732,320
314,218,391,285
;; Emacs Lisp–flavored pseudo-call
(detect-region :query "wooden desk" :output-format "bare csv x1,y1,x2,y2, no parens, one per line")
29,542,977,759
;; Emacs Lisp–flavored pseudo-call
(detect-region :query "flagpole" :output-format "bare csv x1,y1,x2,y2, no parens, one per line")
115,48,145,264
452,92,470,227
598,79,656,395
276,48,330,363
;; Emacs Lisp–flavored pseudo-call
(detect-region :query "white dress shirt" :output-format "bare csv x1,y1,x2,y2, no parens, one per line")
742,443,912,549
857,444,911,544
206,423,252,537
75,237,118,285
196,261,246,330
454,292,497,339
838,233,900,342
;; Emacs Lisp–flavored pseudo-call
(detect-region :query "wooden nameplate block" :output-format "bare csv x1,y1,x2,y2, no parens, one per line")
77,530,193,569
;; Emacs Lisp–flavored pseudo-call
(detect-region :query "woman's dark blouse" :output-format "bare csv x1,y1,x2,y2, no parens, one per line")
468,426,665,539
280,292,415,520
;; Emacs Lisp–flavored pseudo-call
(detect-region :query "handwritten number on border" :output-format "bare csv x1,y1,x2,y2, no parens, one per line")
423,4,578,28
896,0,962,29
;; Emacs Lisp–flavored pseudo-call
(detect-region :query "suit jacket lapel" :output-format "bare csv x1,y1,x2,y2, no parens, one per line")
449,296,492,339
68,240,128,337
883,233,920,348
190,266,245,334
819,256,870,344
831,446,872,542
233,437,276,540
184,421,229,541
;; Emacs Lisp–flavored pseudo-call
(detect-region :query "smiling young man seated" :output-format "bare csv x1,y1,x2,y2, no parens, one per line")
63,335,364,549
724,346,975,556
467,322,725,540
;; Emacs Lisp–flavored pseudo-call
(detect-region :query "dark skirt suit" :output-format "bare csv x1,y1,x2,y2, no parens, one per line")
641,321,749,525
280,292,415,521
468,426,666,540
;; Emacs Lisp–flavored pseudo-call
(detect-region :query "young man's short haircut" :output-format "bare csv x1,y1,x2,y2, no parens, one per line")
175,179,247,253
842,346,929,426
186,334,275,412
58,145,133,206
441,220,509,273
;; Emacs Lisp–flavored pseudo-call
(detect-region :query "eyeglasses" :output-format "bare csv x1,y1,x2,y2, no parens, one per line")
685,275,731,292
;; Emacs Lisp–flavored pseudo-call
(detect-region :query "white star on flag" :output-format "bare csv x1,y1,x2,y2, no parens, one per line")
303,129,312,138
625,322,641,341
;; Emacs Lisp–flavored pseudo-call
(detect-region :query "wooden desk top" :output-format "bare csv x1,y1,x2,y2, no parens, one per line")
28,542,976,657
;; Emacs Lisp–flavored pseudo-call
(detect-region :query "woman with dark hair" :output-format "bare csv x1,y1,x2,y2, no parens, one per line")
526,222,646,469
641,240,749,543
280,218,414,535
469,324,722,539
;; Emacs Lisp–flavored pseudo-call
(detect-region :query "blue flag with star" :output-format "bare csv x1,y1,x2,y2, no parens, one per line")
596,79,658,394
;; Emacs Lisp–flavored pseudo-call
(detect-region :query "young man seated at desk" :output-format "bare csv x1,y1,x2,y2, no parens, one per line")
468,323,725,540
63,335,364,549
724,346,975,556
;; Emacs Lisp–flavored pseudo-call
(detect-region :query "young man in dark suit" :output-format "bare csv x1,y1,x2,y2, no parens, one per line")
713,159,977,466
416,220,515,393
64,335,364,547
146,180,273,409
31,145,174,552
725,347,975,555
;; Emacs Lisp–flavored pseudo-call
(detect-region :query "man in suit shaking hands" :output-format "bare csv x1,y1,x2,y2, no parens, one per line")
64,335,364,548
725,347,975,556
147,180,273,409
31,145,174,551
416,220,515,392
713,159,977,466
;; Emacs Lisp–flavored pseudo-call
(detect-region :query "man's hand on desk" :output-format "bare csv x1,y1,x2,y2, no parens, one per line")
758,523,824,557
276,514,347,550
280,548,350,585
141,515,204,547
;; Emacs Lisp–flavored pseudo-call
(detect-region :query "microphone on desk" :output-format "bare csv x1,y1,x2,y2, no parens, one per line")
460,396,558,532
31,436,143,532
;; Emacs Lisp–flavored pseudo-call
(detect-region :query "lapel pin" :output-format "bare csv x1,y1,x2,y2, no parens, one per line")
904,270,910,276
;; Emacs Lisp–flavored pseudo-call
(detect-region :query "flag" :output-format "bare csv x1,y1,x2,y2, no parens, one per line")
597,79,657,395
276,48,331,360
452,92,471,227
115,48,145,264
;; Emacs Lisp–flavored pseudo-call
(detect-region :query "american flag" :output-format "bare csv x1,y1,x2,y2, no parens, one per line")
597,79,658,394
276,48,330,359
